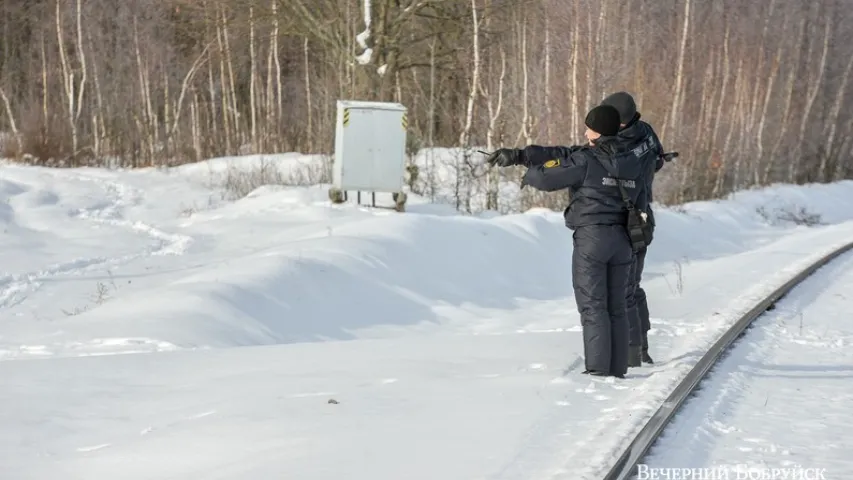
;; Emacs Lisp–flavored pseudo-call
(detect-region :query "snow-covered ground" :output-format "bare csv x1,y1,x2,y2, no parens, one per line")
2,152,853,479
642,249,853,480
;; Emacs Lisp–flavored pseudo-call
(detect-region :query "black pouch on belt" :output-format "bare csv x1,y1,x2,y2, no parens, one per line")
617,182,652,252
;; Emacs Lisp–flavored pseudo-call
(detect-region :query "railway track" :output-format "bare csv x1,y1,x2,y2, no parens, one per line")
602,240,853,480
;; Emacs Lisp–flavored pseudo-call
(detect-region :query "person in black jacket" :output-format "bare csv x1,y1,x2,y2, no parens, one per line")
485,104,644,378
601,92,666,366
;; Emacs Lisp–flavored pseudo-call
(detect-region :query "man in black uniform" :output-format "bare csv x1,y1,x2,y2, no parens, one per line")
601,92,666,366
486,105,644,378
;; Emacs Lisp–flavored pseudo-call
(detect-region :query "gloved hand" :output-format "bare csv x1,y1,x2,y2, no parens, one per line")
485,148,523,167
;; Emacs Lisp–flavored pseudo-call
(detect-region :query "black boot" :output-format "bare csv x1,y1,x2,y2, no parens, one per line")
583,369,624,379
628,346,642,367
642,333,654,364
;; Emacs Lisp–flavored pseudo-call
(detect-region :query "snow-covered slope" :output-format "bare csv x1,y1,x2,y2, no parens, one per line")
2,153,853,479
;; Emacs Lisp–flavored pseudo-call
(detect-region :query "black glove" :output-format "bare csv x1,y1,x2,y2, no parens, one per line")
662,151,679,162
485,148,523,167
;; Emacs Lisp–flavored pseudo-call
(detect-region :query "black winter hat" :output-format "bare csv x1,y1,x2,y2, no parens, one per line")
601,91,637,125
584,105,621,137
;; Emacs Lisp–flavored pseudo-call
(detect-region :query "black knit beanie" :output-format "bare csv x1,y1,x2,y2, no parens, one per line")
601,91,637,125
584,105,621,137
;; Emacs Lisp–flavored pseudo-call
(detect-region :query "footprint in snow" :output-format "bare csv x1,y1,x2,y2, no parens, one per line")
287,391,336,399
629,402,654,412
576,382,598,394
139,410,216,436
188,410,216,420
77,444,110,452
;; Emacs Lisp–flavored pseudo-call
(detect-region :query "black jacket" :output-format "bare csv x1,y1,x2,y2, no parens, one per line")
519,136,644,230
611,114,665,226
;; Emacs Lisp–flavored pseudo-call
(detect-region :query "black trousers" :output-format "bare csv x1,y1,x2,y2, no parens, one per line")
572,224,634,376
636,247,651,351
626,246,649,347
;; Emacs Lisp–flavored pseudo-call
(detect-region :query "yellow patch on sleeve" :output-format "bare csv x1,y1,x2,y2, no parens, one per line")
543,159,560,168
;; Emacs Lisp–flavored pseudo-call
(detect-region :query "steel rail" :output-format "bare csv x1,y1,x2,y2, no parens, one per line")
602,240,853,480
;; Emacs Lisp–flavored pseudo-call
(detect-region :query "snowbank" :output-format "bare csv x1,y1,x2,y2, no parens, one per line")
49,200,578,348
